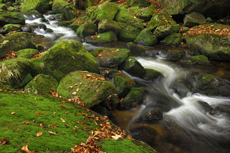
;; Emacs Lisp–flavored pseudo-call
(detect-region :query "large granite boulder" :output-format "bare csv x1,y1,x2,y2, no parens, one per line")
76,22,97,37
57,71,116,108
85,31,117,43
134,28,158,46
127,42,148,56
0,11,25,26
184,12,206,27
118,22,142,42
160,33,181,46
98,19,121,35
21,0,51,14
30,40,99,81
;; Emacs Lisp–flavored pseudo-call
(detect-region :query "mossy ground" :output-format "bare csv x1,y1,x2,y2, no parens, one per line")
0,90,155,152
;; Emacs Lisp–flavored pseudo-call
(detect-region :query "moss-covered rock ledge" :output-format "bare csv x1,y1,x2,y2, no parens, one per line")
0,90,156,152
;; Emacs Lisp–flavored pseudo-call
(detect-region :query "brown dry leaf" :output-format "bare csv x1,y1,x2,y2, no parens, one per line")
82,122,86,126
39,123,44,128
0,89,2,92
35,112,42,115
76,88,79,92
48,131,56,135
68,40,72,44
65,124,69,127
21,145,31,153
72,91,77,95
58,105,66,109
127,135,134,140
60,118,66,122
73,126,78,130
11,111,15,115
1,138,9,145
36,132,43,137
112,134,122,140
69,86,73,89
22,121,29,125
53,111,56,114
50,124,58,128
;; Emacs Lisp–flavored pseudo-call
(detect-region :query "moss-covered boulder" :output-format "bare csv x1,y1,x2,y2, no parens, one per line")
115,9,144,29
52,0,77,20
21,24,47,32
0,58,33,89
147,10,176,31
180,26,190,33
30,40,99,81
180,55,210,65
129,7,153,21
98,19,121,35
143,69,163,80
21,0,51,14
160,33,181,46
91,48,130,69
119,56,146,78
105,69,136,98
0,11,25,26
184,33,230,61
166,50,185,61
91,105,112,117
184,12,206,28
57,71,116,108
17,48,39,59
0,32,36,58
127,0,149,7
127,42,148,56
153,24,174,40
0,3,7,10
85,31,117,43
76,22,97,37
118,23,142,42
121,87,145,109
24,74,58,95
107,94,120,109
2,24,21,33
86,2,119,23
194,73,230,97
134,28,158,46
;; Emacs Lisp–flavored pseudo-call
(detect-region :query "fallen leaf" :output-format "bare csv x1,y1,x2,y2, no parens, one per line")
73,126,78,130
112,134,122,140
35,112,42,115
21,145,30,153
22,121,29,125
69,86,73,89
39,123,44,128
72,91,77,95
82,122,86,126
36,132,42,137
129,80,133,84
48,131,56,135
60,118,66,122
11,111,15,115
53,111,56,114
1,138,9,145
58,105,66,109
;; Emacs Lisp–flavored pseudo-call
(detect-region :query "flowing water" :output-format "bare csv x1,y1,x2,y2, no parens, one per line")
24,14,230,153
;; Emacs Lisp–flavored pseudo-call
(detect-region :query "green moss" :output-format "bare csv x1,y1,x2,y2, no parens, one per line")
17,49,39,59
118,22,142,42
2,24,21,33
134,28,158,46
126,0,149,7
127,42,148,56
181,55,210,65
76,23,97,37
129,7,152,21
30,40,99,81
24,74,58,95
166,50,185,61
143,69,162,80
98,19,121,35
119,56,146,78
57,71,116,108
160,33,181,46
85,31,117,43
153,24,174,40
0,11,25,26
21,0,51,14
0,3,7,10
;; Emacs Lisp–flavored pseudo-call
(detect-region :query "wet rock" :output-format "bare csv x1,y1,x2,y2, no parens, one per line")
30,40,99,81
91,105,112,117
153,24,174,40
98,19,121,35
36,44,44,51
70,16,89,32
90,48,130,69
121,87,146,109
166,50,185,61
184,25,230,61
85,31,117,43
105,69,136,98
127,0,149,7
57,71,116,108
0,32,36,58
86,2,119,23
158,0,230,19
197,101,213,113
2,24,21,33
129,7,153,21
17,48,39,59
147,10,176,31
136,106,163,123
21,24,47,32
180,55,210,65
0,58,33,89
119,56,146,78
143,69,163,81
184,12,206,28
108,94,120,109
160,33,181,46
76,22,97,37
134,28,158,46
0,11,25,26
118,22,142,42
115,9,144,29
46,28,53,33
194,73,230,97
20,0,50,14
127,42,148,56
52,0,78,20
24,74,58,95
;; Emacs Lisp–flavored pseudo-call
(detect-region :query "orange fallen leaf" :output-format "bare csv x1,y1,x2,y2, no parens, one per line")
120,98,123,103
36,132,42,137
72,91,77,95
53,111,56,114
73,126,78,130
39,123,44,128
21,145,30,153
48,131,56,135
82,122,86,126
35,112,42,115
58,105,66,109
1,138,9,145
22,121,29,125
129,80,133,84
